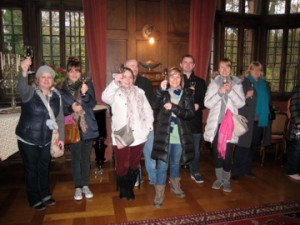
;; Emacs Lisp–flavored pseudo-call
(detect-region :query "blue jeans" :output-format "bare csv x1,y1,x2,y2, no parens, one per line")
143,130,156,183
18,140,52,207
285,139,300,175
69,140,93,188
156,144,182,185
189,133,201,175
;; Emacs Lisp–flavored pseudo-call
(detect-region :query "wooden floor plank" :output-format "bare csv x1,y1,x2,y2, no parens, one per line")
0,145,300,225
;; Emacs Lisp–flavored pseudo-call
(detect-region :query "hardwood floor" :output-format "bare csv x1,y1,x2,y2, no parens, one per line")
0,144,300,225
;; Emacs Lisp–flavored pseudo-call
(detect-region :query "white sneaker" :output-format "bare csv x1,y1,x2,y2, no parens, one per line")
74,188,82,200
288,174,300,180
82,186,94,198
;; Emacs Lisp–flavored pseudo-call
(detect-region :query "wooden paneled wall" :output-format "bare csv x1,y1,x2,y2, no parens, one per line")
106,0,190,83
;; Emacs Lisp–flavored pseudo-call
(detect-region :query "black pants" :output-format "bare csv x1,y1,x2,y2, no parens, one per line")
18,140,52,207
212,127,234,172
233,122,263,176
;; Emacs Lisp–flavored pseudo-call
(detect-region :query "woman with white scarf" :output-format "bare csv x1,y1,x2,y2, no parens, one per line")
102,67,153,200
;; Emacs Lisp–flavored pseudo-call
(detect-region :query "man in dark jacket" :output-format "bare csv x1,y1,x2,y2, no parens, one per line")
180,54,207,183
124,59,156,184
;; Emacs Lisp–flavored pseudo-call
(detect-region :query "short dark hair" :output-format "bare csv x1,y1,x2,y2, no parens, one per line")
181,54,195,64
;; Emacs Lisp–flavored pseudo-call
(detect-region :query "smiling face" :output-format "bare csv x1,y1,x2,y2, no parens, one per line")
37,73,54,91
218,61,231,77
67,66,81,83
180,56,195,75
168,70,182,90
120,69,134,88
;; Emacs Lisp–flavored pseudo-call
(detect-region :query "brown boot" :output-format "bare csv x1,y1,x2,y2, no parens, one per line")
154,185,165,208
169,177,185,198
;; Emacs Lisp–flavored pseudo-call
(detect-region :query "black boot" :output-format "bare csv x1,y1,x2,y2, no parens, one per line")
127,169,139,200
117,175,128,200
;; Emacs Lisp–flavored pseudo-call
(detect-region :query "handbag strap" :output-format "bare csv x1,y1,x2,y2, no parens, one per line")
36,89,56,120
36,89,61,132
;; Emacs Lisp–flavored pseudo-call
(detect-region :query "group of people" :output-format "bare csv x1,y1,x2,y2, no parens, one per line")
15,54,300,211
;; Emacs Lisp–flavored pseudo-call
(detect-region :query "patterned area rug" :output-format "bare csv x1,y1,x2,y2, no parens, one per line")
111,201,300,225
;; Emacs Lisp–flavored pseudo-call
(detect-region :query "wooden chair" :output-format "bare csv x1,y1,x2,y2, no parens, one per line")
260,112,289,166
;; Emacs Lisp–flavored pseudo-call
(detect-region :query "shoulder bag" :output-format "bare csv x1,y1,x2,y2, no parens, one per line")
113,125,134,149
36,89,64,158
64,114,80,144
223,96,248,137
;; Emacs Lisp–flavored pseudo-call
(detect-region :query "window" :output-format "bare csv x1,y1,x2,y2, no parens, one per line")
268,0,285,14
242,29,254,75
286,28,300,92
245,0,261,14
266,29,283,92
41,10,60,66
291,0,300,13
41,10,86,72
224,27,238,75
65,11,86,72
1,9,23,55
225,0,240,13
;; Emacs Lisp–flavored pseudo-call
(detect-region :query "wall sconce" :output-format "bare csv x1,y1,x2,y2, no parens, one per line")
142,24,157,44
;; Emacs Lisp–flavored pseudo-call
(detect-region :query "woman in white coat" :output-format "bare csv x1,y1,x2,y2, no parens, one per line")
204,58,245,192
102,67,153,200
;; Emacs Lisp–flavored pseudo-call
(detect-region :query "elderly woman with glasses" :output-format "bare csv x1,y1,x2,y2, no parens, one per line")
102,66,154,201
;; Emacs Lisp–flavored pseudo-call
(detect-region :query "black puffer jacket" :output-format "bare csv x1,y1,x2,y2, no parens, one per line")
151,87,195,163
16,92,61,146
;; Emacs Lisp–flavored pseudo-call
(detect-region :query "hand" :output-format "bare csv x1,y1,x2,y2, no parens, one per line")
81,83,88,95
246,90,254,98
113,73,123,85
20,58,32,76
72,102,83,112
160,80,168,90
218,86,227,94
194,104,199,111
163,102,172,110
58,140,65,151
223,82,232,92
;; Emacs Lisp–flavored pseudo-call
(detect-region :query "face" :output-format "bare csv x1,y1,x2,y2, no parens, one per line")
125,60,139,77
180,57,195,74
250,66,262,80
120,70,134,88
37,73,54,90
218,62,231,77
169,72,182,89
67,67,81,83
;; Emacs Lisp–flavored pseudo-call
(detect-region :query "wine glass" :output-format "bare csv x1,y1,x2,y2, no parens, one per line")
24,45,34,74
190,78,196,89
223,76,229,84
163,68,168,80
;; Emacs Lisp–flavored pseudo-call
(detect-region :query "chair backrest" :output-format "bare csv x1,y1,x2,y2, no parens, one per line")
272,112,289,135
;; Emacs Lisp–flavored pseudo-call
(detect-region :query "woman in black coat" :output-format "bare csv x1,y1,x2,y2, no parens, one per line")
233,61,272,181
151,67,195,208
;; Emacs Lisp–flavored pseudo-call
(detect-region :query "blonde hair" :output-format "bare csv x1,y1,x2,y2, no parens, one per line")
167,67,184,88
247,61,264,77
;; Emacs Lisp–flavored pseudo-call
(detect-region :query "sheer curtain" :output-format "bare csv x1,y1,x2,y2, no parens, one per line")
83,0,107,103
189,0,217,79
